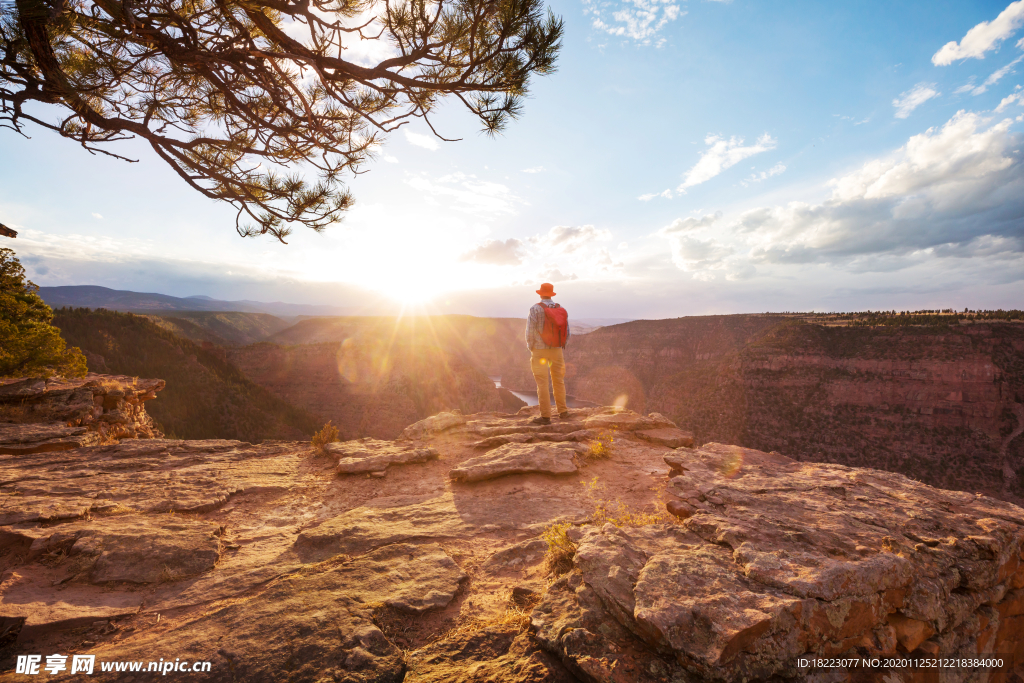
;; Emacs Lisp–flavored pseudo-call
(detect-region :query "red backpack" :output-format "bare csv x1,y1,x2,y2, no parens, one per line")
540,304,569,348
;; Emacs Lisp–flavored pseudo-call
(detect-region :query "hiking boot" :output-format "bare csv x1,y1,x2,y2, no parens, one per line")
531,416,551,425
558,411,571,419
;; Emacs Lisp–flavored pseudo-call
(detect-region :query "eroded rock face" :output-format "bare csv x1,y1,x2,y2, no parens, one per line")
0,374,164,454
449,443,582,483
327,438,440,475
532,441,1024,683
401,410,467,440
2,400,1023,683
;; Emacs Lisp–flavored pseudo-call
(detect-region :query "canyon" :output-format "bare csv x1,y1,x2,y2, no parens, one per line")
53,308,1024,508
1,374,1023,682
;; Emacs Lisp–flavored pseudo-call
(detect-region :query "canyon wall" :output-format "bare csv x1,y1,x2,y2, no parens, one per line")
227,337,521,440
519,316,1024,504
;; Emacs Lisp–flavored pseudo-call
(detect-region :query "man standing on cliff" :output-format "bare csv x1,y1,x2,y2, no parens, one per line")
526,283,570,425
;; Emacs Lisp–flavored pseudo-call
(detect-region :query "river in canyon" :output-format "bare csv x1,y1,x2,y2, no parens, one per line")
491,377,597,408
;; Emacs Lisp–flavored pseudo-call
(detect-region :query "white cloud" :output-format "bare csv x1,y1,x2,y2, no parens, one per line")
584,0,684,44
995,85,1024,111
459,238,526,266
406,173,519,215
618,242,629,250
932,0,1024,65
638,189,672,201
660,211,722,235
404,129,440,151
893,83,940,119
91,213,103,219
522,166,545,173
383,155,399,163
742,163,787,186
960,55,1024,95
532,225,612,253
735,111,1024,268
677,134,777,192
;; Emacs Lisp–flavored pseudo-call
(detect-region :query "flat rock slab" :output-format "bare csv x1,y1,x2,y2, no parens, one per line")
295,494,473,560
340,543,467,614
0,566,144,638
23,515,221,584
0,422,102,454
636,427,694,448
327,439,439,475
471,430,596,450
449,443,581,483
86,576,406,683
0,440,306,525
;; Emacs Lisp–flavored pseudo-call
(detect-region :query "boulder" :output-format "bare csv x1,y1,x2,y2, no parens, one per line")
583,410,676,432
532,442,1024,682
636,427,694,448
401,410,466,440
326,438,440,475
449,443,581,483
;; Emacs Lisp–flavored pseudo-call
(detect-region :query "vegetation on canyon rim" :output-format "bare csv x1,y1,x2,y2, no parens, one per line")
0,0,562,241
0,247,85,378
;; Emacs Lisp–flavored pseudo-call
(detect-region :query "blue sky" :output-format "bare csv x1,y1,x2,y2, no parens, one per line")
2,0,1023,318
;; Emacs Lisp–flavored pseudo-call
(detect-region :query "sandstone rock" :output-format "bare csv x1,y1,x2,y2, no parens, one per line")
406,625,576,682
84,580,406,683
401,410,466,440
0,422,101,454
636,427,694,448
0,378,46,400
338,543,467,613
471,429,597,450
327,438,440,475
0,439,304,525
533,442,1024,682
0,373,165,444
0,567,145,638
295,494,473,560
583,410,676,432
449,443,581,483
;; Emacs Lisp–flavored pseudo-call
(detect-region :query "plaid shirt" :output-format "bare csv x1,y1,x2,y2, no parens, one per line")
526,298,570,349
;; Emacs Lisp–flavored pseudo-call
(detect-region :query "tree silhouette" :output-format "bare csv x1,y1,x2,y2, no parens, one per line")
0,0,562,241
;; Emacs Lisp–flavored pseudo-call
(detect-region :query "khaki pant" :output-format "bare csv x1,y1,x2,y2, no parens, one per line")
530,348,567,418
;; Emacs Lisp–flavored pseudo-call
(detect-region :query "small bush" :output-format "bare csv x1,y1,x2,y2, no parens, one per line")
311,420,339,454
542,522,577,576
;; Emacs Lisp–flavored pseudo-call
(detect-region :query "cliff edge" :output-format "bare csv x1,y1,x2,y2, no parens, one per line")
1,375,1022,682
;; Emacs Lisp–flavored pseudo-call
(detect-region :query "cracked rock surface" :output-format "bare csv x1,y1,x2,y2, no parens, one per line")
2,383,1023,683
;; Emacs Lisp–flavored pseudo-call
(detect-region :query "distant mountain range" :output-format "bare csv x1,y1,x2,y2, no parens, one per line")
38,285,354,317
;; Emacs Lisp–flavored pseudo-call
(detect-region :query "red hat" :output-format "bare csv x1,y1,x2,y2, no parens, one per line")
536,283,556,297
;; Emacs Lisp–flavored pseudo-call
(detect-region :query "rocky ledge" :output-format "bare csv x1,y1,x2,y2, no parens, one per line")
0,374,163,454
0,391,1021,682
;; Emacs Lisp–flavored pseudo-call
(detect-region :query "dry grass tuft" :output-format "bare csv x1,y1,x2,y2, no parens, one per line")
583,430,615,461
541,522,577,576
310,421,339,455
592,500,668,527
